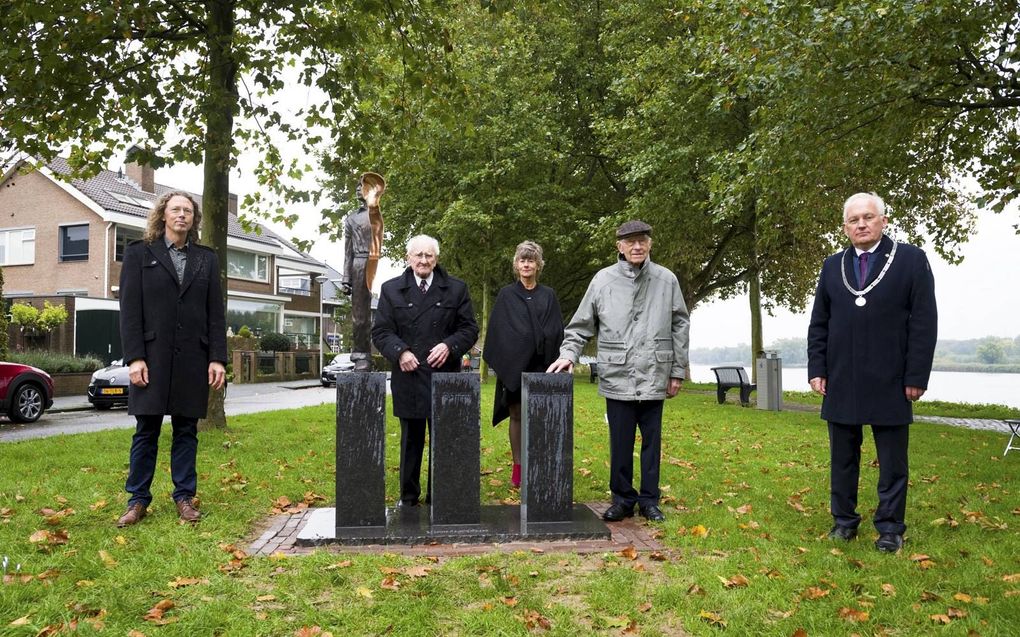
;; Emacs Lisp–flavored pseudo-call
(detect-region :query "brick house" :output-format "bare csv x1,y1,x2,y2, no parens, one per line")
0,153,339,363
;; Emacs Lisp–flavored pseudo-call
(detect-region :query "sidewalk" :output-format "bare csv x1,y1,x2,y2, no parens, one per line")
49,379,324,414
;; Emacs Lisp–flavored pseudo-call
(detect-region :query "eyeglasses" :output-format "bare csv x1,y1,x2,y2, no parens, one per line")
619,236,651,246
409,252,436,261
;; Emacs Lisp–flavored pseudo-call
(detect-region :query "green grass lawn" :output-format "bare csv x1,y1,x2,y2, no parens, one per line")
1,380,1018,636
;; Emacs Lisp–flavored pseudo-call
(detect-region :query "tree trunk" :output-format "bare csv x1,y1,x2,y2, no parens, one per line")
199,0,238,432
748,266,763,384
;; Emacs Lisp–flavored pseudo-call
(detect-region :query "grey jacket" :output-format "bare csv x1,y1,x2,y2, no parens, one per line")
559,256,690,400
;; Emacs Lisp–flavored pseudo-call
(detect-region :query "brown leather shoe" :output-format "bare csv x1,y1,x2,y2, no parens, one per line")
117,503,147,527
175,498,201,523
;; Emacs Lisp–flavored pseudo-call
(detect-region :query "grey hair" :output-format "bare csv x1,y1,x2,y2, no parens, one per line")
843,192,887,220
406,234,440,257
512,240,545,276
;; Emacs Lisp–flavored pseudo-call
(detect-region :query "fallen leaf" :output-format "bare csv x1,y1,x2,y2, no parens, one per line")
8,616,31,627
802,587,830,600
619,546,638,560
918,560,936,570
143,599,174,622
256,595,276,602
920,591,942,602
98,550,118,568
294,627,323,637
380,575,400,591
699,610,727,627
690,525,709,538
520,610,552,630
115,535,127,545
1002,574,1020,583
128,631,146,637
930,614,952,624
947,607,968,618
324,560,353,570
355,587,373,599
602,615,630,629
649,551,667,561
637,602,653,613
909,554,931,562
791,630,807,637
502,596,519,607
720,574,750,588
953,592,972,603
838,607,869,622
89,500,108,511
687,583,706,596
404,565,431,578
881,583,896,597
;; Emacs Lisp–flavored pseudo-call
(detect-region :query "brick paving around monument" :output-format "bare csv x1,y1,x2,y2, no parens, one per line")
247,503,665,557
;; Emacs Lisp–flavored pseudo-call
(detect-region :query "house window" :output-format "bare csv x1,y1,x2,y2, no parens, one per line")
226,299,281,335
115,226,144,261
227,249,269,282
59,224,89,262
0,227,35,266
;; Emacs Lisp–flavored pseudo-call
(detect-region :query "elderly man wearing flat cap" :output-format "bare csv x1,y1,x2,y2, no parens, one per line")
548,220,690,522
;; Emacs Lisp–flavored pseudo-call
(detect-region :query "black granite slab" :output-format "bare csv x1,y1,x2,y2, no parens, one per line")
429,373,481,525
521,373,574,528
299,504,610,546
335,372,387,530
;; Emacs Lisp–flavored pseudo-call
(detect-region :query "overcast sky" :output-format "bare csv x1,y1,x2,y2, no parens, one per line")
157,161,1019,349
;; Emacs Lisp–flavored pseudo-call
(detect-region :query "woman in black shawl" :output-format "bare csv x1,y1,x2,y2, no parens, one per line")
483,241,564,488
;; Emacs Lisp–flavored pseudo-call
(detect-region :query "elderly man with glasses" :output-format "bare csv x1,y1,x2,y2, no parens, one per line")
372,234,479,507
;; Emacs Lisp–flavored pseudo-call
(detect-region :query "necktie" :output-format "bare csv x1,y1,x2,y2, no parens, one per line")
419,279,428,295
858,252,869,289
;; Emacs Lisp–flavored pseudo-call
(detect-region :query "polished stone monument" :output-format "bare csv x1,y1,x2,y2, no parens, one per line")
335,372,387,532
520,372,573,529
430,373,481,526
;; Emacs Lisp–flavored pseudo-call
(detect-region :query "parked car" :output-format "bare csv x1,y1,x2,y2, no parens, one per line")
321,353,355,386
0,362,55,423
88,359,130,410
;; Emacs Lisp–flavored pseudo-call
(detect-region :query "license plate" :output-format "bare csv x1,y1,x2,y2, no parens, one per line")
100,387,125,395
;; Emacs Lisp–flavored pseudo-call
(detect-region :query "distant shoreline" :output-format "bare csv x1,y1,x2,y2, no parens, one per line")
690,362,1020,374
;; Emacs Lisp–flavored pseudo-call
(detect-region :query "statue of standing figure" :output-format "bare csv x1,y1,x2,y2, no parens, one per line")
340,172,385,372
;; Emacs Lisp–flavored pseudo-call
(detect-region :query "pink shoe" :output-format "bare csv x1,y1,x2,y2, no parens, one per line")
511,464,521,488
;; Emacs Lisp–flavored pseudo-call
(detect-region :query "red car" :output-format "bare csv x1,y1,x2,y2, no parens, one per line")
0,362,55,423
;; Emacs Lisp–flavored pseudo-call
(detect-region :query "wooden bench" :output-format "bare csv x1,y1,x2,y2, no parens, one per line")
711,366,756,407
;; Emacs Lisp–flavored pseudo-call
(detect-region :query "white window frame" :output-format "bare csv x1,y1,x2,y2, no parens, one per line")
227,248,270,283
0,226,36,266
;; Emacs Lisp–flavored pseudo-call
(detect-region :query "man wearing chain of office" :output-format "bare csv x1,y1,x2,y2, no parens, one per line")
807,192,937,553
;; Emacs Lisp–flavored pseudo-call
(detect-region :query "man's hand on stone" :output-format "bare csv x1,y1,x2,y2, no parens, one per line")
546,358,573,373
399,350,419,372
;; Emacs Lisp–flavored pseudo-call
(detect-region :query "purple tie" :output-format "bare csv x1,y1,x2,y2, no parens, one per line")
419,279,428,295
859,252,869,289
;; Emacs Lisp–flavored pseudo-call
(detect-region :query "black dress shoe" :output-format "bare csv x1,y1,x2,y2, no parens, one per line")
396,499,419,508
828,525,858,541
639,504,665,521
602,503,635,521
875,533,903,553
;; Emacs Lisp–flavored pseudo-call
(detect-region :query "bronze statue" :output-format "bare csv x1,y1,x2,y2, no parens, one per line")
341,172,385,372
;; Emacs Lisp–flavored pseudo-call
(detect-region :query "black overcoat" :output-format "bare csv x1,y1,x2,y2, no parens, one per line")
483,282,564,425
119,239,228,418
807,235,937,426
372,265,479,419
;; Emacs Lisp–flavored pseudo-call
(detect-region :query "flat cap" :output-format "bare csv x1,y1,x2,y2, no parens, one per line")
616,219,653,238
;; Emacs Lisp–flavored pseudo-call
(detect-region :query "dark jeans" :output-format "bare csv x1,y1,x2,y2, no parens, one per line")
605,398,664,508
125,414,199,507
828,422,909,535
399,417,432,504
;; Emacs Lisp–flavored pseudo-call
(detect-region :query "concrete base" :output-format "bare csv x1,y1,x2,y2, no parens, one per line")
296,505,610,546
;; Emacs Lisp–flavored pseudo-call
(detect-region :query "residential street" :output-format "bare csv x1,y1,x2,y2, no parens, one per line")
0,380,347,442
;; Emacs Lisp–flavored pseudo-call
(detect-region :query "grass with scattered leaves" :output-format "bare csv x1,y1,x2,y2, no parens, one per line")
1,380,1017,636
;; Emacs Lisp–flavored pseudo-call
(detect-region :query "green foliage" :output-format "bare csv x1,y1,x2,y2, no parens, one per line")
237,325,253,339
258,331,292,352
976,337,1007,364
8,349,104,374
0,383,1017,635
9,301,69,336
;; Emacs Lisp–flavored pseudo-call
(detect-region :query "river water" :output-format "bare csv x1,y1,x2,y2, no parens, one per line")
689,364,1020,409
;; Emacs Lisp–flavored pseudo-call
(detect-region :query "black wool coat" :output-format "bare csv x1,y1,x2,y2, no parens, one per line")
483,282,564,425
807,235,937,426
372,266,479,419
119,239,228,418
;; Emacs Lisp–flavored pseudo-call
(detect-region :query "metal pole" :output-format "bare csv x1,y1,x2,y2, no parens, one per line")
316,275,328,373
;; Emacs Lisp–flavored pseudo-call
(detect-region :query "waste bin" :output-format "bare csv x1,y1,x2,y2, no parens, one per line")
756,350,783,411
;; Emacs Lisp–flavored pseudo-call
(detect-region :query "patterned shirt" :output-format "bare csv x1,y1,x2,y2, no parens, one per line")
164,236,189,283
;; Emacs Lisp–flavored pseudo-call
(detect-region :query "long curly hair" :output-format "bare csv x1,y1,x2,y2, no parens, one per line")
143,191,202,245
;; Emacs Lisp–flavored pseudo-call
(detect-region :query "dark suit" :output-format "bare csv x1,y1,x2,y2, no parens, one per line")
119,239,228,506
372,265,478,503
807,234,937,534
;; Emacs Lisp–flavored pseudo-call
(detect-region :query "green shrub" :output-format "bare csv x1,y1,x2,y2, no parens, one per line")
259,331,292,352
8,349,104,373
237,325,253,338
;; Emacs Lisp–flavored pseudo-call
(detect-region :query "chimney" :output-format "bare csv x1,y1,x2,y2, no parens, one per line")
124,145,155,193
